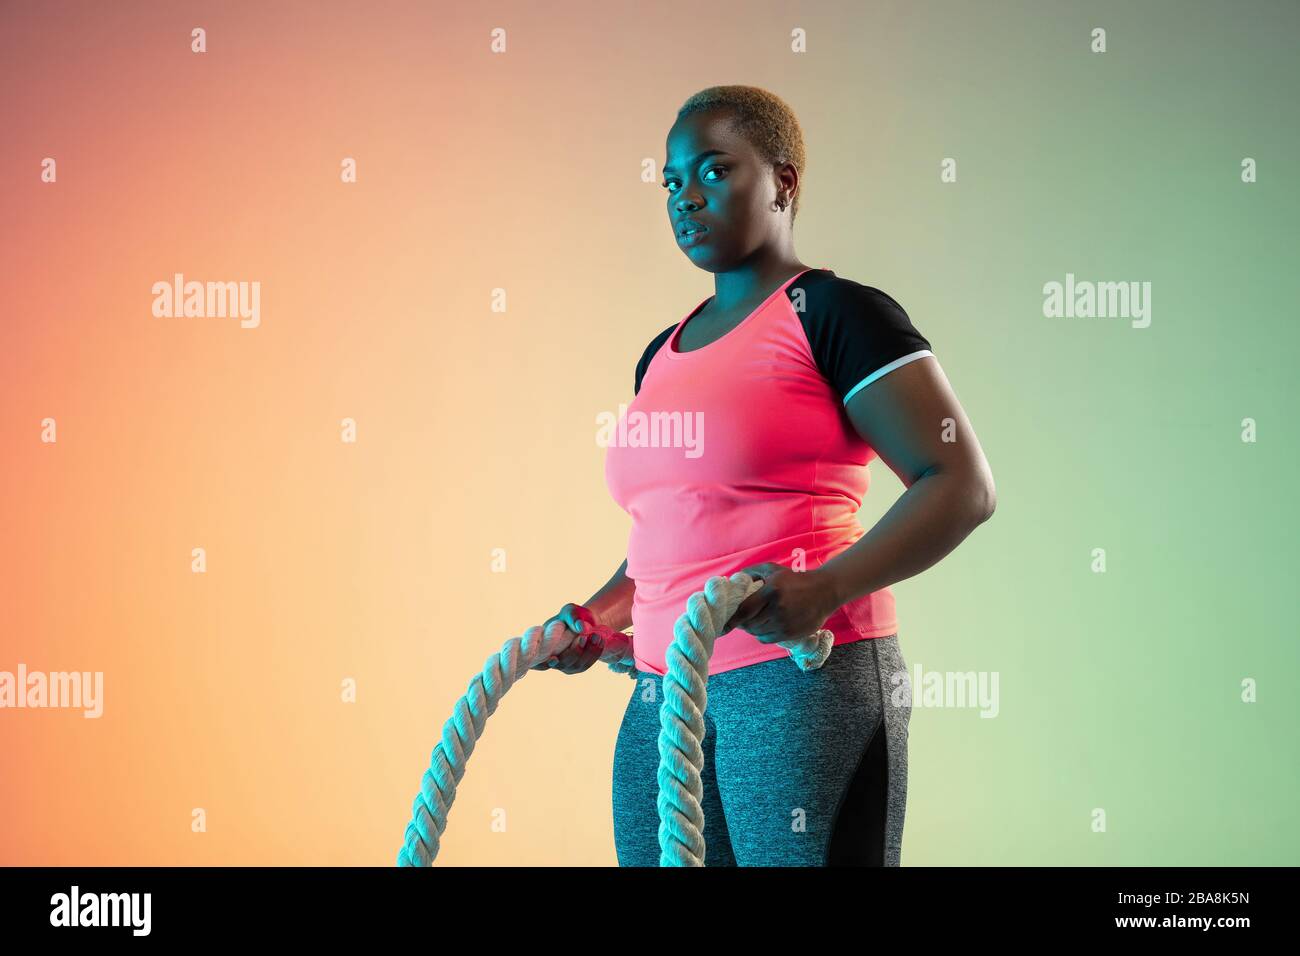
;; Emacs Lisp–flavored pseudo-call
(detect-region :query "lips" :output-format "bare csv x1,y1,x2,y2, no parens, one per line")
676,220,709,247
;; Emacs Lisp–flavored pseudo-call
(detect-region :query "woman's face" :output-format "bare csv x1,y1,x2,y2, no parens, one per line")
663,110,786,271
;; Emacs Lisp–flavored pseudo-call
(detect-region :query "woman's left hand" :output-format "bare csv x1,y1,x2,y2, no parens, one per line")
720,562,840,644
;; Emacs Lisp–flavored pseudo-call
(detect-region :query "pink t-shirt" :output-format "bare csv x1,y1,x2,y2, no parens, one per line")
603,267,934,676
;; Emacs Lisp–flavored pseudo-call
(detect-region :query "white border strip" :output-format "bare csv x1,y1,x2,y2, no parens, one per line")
842,350,933,405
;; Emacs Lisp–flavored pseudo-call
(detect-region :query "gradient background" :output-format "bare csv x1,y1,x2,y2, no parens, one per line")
2,0,1297,866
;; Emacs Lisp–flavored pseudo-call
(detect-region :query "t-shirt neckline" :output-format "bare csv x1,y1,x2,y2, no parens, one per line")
665,267,828,359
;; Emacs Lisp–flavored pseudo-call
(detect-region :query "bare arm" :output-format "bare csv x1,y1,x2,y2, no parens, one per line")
582,558,635,632
816,356,996,607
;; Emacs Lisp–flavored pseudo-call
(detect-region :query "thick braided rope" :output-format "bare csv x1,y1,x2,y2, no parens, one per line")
396,570,832,867
396,617,635,867
656,571,833,866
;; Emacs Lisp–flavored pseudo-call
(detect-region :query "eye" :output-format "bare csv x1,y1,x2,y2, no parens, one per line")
661,166,727,192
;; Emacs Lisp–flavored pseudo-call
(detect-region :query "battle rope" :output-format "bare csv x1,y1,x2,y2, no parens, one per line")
396,570,834,867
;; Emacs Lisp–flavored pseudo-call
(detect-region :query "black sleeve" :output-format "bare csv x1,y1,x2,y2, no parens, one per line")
634,323,679,396
793,275,934,405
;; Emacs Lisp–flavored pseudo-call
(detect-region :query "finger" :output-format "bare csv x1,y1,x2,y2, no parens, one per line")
744,613,776,641
554,632,590,667
738,563,778,585
543,618,574,652
722,592,767,634
581,635,605,666
562,605,597,636
565,640,600,673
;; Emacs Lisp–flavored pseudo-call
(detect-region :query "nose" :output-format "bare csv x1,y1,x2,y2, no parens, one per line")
674,190,701,212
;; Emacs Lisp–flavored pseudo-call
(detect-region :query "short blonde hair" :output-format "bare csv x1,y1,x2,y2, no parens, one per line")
676,85,808,222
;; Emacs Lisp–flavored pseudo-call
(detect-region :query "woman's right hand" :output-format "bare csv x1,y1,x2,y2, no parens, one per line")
531,603,604,675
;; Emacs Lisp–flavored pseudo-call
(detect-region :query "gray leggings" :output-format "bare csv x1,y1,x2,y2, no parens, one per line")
612,634,912,866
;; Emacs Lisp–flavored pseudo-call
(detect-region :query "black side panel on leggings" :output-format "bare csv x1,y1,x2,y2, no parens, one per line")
826,715,889,866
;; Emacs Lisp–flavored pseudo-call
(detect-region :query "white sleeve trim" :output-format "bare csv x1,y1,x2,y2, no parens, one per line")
841,350,933,405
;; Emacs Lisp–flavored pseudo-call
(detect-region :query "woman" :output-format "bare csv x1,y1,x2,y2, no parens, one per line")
537,86,996,866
